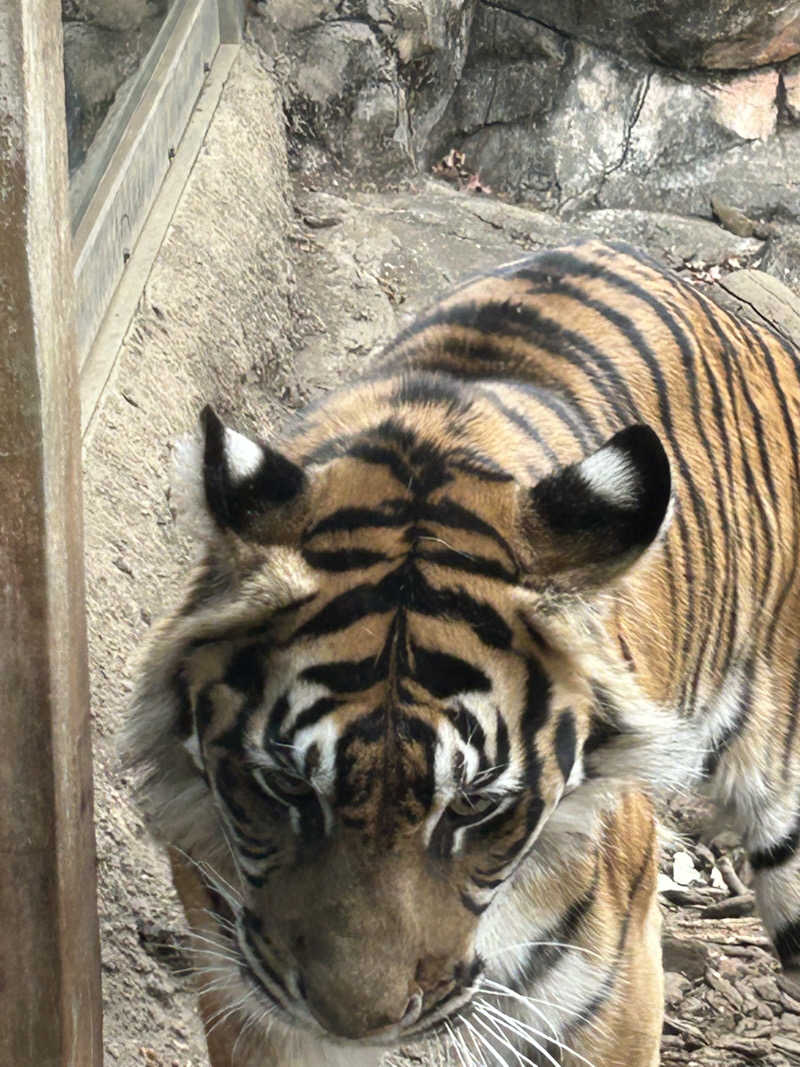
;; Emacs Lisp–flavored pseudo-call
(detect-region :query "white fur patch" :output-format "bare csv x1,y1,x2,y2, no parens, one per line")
579,445,639,508
170,433,212,538
181,731,204,772
225,427,265,481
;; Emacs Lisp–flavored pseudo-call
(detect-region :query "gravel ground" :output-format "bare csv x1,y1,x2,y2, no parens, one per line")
659,796,799,1066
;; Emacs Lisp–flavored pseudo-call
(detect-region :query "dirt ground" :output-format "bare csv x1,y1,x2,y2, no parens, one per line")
658,796,800,1066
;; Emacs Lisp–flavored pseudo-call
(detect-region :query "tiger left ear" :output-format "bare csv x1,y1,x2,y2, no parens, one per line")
201,405,306,534
525,425,671,586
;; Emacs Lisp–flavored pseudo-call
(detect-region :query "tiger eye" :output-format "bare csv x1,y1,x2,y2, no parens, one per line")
447,792,498,820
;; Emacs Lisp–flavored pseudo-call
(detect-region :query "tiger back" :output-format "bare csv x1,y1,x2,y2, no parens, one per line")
127,240,800,1066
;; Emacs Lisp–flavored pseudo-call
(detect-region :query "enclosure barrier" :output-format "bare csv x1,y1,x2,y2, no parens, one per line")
0,0,103,1062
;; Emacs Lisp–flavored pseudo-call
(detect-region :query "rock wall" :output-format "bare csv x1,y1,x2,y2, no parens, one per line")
249,0,800,290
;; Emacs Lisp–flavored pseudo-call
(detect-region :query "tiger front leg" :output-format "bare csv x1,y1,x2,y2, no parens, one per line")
168,849,268,1067
750,849,800,995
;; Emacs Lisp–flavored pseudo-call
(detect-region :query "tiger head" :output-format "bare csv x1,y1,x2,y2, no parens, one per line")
128,399,674,1046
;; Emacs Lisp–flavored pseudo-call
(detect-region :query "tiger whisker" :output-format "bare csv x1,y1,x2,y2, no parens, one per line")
232,997,273,1064
415,534,475,560
445,1018,475,1067
482,977,598,1025
460,1013,498,1066
472,1009,542,1067
205,990,253,1038
481,999,599,1067
486,939,605,960
483,978,607,1039
182,928,238,954
479,985,561,1044
478,1006,565,1067
173,845,243,909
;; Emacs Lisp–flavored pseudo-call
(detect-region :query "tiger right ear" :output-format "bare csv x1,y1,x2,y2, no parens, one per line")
200,406,306,534
524,424,672,588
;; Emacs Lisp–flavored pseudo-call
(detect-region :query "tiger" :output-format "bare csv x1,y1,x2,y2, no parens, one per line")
126,239,800,1067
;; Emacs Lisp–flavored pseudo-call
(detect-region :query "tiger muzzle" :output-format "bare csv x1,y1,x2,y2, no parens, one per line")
256,836,478,1041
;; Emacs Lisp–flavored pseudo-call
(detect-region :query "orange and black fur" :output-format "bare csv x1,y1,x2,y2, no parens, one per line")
127,241,800,1066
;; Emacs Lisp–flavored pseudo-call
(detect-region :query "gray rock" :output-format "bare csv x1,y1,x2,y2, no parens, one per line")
501,0,800,70
576,208,764,269
782,55,800,122
709,268,800,348
758,223,800,292
251,0,476,180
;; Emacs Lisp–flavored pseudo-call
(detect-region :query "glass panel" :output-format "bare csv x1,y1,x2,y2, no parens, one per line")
62,0,182,227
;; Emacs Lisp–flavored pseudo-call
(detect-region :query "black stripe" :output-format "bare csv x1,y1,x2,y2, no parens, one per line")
290,696,341,736
460,891,489,915
584,684,625,763
297,792,327,848
741,320,800,659
523,253,714,678
539,251,718,683
494,712,510,780
291,580,393,639
302,547,389,572
750,810,800,870
658,291,738,690
447,447,514,482
348,440,417,488
301,655,386,693
390,371,471,413
555,710,577,782
291,562,513,647
241,919,290,1002
775,918,800,964
520,865,600,984
686,294,761,677
562,821,654,1034
703,667,753,778
479,388,561,468
225,643,267,703
413,645,491,700
305,500,410,539
471,871,505,890
521,656,550,791
415,544,519,584
238,842,278,861
506,379,603,451
264,693,291,746
444,702,487,752
417,498,517,562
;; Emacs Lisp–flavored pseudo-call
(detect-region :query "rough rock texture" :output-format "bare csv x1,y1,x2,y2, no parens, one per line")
250,0,800,268
506,0,800,70
251,0,476,181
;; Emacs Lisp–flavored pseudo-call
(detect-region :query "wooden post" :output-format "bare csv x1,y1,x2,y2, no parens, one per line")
0,1,103,1064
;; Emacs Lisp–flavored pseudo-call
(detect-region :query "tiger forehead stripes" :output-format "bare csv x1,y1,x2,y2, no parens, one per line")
127,239,800,1067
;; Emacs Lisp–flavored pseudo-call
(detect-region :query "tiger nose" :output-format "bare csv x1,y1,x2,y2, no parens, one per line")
302,980,424,1039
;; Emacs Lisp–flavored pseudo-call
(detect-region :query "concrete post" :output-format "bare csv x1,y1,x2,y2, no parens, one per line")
0,1,103,1064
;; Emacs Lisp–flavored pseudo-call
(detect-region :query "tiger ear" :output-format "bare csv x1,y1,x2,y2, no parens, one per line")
200,405,306,534
524,425,671,587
